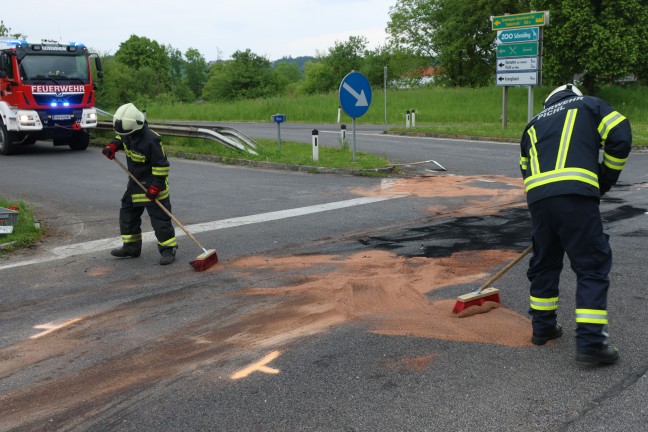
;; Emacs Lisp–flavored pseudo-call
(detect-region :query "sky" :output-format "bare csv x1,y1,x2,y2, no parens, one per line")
2,0,396,62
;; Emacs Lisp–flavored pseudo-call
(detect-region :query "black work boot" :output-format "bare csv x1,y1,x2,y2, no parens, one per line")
531,324,563,346
159,248,176,265
576,345,619,365
110,247,141,258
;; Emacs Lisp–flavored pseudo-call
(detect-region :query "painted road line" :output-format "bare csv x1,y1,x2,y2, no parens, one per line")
0,195,404,271
30,318,83,339
231,350,281,379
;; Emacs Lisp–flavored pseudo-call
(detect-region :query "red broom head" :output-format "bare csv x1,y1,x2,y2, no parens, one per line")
190,249,218,272
452,289,501,315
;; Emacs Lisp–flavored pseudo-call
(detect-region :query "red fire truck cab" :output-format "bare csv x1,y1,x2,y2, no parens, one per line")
0,37,103,155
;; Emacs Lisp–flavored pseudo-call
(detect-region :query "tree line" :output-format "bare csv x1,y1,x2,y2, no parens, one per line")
2,0,647,109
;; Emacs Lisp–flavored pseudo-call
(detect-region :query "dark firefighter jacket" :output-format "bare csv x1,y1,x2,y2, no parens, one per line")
519,91,632,206
110,122,170,206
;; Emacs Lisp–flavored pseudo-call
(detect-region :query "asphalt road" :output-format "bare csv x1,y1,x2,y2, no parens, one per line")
0,124,647,432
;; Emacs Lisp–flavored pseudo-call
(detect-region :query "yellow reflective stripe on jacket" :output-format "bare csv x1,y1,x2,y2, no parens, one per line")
151,166,170,176
524,167,599,192
598,111,626,141
555,109,577,170
124,147,146,163
575,308,608,325
530,296,559,311
520,155,529,171
159,237,177,247
603,152,627,171
121,233,142,243
527,126,540,175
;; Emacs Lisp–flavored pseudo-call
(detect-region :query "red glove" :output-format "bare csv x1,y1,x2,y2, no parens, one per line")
102,143,118,160
146,184,161,201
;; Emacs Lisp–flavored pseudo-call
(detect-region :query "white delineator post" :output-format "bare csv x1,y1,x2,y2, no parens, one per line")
312,129,319,162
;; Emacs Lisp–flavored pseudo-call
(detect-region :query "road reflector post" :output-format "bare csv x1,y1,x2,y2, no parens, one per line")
312,129,319,162
406,110,411,129
411,109,416,128
340,124,347,148
337,106,341,124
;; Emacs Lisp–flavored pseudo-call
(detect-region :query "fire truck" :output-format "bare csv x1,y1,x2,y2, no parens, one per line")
0,37,103,155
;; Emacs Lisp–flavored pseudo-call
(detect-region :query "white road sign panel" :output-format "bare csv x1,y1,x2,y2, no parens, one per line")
496,71,538,86
496,57,538,72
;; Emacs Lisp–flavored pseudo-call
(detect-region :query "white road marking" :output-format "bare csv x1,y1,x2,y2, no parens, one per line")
231,350,281,379
30,318,83,339
0,195,404,271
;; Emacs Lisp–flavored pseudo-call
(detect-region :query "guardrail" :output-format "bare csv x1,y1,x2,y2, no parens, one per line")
95,121,260,156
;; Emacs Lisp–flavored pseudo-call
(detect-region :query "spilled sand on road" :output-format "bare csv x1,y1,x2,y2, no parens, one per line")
229,174,531,348
232,249,532,348
353,174,526,217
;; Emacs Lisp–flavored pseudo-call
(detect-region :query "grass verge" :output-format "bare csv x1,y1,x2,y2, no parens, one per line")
93,132,392,175
0,200,41,255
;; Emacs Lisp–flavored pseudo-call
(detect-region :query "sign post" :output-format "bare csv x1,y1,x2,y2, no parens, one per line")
339,71,372,162
271,113,285,152
492,11,548,127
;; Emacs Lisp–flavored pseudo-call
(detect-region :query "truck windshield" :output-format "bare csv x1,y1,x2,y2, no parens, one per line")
19,53,90,84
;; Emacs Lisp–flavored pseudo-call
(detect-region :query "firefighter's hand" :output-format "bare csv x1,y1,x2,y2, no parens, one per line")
146,185,160,201
102,143,118,160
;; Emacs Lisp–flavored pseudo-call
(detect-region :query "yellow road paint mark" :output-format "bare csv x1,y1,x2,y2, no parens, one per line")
30,318,83,339
231,350,281,380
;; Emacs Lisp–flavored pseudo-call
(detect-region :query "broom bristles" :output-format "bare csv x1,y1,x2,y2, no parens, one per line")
190,249,218,272
452,288,501,314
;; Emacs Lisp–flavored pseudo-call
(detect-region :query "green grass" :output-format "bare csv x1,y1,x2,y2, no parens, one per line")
93,132,391,173
0,200,41,255
130,85,647,146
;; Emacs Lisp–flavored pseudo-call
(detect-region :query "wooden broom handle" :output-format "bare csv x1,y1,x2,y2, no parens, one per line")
478,244,533,292
113,157,207,252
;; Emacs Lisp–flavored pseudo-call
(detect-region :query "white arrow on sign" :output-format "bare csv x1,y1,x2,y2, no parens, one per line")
342,82,369,107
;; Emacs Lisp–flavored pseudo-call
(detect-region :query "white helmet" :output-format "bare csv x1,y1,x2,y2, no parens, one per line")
544,84,583,108
113,103,145,135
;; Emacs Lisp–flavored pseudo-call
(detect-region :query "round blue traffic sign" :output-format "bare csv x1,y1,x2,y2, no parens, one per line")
339,71,372,118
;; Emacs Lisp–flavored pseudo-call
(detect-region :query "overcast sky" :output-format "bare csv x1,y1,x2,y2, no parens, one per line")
2,0,396,61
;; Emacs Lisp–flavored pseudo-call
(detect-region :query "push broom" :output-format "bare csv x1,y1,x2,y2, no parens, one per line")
113,158,218,271
452,244,533,316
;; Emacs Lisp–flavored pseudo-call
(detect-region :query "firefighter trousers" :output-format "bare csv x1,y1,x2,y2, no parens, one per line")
527,195,612,350
119,192,177,255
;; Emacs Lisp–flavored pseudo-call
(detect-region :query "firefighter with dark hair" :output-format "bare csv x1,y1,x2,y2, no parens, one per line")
519,84,631,365
102,103,177,265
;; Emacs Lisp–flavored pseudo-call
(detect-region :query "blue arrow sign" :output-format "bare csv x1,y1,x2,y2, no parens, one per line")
339,71,372,118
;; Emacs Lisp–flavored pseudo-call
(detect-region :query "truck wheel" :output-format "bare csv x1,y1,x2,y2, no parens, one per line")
0,122,17,155
69,132,90,151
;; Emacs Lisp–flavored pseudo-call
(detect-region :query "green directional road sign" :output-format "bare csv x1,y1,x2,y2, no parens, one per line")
492,11,548,30
496,42,539,58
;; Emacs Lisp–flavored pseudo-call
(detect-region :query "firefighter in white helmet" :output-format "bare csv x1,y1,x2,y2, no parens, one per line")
519,84,632,365
102,103,177,265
